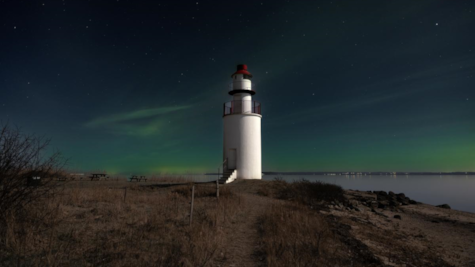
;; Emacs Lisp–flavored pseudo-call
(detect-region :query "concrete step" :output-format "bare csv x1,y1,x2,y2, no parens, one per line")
218,169,235,184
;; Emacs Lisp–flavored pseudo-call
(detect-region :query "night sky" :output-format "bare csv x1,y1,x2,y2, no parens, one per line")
1,1,474,174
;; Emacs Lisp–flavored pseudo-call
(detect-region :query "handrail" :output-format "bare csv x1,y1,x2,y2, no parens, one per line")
217,158,227,182
222,158,227,172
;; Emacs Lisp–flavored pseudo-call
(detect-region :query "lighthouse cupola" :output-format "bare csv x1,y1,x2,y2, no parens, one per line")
229,64,256,96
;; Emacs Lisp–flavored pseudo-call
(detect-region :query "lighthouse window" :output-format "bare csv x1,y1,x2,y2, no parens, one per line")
243,74,252,80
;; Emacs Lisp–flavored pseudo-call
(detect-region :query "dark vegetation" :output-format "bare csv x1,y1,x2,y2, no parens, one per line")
273,178,346,206
0,124,65,245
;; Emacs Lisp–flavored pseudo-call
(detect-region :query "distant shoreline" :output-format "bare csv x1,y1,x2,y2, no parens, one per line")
205,172,475,176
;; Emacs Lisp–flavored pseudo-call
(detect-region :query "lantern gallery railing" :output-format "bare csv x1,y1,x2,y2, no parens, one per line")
223,100,261,116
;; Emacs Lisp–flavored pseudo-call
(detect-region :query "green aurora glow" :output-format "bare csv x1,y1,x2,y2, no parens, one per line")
1,0,474,174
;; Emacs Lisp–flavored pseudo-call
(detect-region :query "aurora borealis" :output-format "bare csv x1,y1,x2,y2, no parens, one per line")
1,1,474,174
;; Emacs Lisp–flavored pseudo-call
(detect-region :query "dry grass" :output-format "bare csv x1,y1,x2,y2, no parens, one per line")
259,202,348,267
256,185,271,197
0,182,242,266
0,179,400,266
147,176,192,183
255,179,384,267
173,184,232,198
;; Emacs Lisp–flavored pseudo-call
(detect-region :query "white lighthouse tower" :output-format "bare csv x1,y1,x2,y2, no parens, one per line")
220,64,262,184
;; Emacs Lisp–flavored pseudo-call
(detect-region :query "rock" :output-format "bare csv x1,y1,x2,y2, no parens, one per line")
389,200,399,207
396,193,406,198
394,215,402,220
388,191,395,196
369,200,378,208
354,207,361,212
374,191,388,196
409,200,417,205
378,201,389,209
400,198,410,205
436,204,451,209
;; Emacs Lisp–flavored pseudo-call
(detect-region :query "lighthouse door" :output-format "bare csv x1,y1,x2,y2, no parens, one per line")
228,149,236,170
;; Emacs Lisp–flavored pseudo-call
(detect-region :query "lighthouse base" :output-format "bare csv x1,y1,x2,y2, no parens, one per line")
223,113,262,180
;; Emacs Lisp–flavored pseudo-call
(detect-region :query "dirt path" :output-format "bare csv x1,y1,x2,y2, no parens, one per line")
213,181,275,267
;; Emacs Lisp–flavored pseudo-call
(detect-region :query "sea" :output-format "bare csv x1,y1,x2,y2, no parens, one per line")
189,174,475,213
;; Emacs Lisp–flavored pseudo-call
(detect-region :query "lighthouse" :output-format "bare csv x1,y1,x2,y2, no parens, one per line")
220,64,262,184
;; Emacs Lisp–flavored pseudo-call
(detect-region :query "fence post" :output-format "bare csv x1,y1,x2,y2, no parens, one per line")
189,185,195,226
217,168,220,199
123,187,127,202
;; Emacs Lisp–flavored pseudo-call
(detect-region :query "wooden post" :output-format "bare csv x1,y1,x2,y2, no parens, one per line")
216,168,220,199
189,185,195,226
124,187,127,202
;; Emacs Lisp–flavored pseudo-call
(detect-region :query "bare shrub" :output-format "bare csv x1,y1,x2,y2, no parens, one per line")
0,124,65,238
